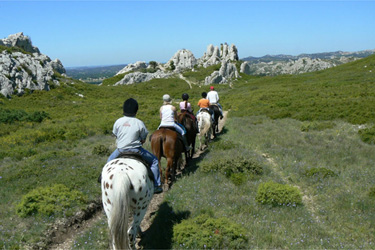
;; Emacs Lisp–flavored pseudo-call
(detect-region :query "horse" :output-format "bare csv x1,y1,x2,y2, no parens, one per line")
209,104,222,137
101,156,154,250
177,111,198,159
196,110,213,150
150,128,184,188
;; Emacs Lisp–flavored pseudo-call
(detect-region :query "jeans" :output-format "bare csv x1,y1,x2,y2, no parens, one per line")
107,147,161,187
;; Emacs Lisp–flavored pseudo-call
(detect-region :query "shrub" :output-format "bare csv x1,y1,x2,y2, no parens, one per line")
16,184,87,217
0,108,49,124
304,167,337,179
201,157,263,177
368,186,375,198
255,181,303,207
358,126,375,145
92,144,110,156
173,214,248,249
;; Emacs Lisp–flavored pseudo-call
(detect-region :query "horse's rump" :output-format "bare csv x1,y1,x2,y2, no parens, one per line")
116,151,154,183
101,158,154,249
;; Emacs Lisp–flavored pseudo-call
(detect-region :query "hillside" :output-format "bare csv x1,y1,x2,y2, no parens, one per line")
240,49,375,76
0,53,375,249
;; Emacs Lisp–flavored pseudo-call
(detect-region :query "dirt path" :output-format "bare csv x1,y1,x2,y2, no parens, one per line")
47,111,228,249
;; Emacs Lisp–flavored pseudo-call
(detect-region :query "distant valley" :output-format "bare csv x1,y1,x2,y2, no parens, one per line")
65,64,127,84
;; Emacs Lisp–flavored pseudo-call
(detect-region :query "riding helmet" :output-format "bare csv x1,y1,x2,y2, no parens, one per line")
210,86,215,90
123,98,138,117
182,93,189,100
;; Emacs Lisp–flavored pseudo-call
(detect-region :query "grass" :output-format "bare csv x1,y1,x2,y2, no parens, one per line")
1,54,375,248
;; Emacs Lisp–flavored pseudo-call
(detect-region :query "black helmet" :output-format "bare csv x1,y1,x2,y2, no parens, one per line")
201,92,207,98
123,98,138,117
182,93,189,100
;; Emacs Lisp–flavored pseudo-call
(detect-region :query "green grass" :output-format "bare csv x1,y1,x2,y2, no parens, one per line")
1,54,375,248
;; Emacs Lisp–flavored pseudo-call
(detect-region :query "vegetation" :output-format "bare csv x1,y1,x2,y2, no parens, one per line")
255,181,303,206
173,214,249,249
1,53,375,248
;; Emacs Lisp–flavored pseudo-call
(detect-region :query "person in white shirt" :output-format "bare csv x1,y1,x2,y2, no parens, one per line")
207,86,223,118
107,98,162,194
158,94,191,151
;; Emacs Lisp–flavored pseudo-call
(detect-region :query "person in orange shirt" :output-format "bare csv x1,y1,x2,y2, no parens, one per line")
196,92,213,120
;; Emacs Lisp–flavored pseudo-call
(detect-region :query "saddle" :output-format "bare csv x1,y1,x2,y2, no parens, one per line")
117,151,155,182
97,151,154,183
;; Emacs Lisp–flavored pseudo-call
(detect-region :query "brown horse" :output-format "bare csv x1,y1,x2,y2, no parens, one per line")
150,128,184,188
177,111,198,159
209,104,222,138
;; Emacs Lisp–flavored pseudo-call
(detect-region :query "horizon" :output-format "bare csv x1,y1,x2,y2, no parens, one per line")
1,1,374,68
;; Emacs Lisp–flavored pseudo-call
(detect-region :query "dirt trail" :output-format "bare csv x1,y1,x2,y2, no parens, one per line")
48,111,228,250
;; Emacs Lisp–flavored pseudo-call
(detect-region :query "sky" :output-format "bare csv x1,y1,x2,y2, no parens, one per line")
1,0,374,67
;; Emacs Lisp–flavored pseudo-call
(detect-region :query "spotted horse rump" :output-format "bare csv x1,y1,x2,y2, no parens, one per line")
101,158,154,249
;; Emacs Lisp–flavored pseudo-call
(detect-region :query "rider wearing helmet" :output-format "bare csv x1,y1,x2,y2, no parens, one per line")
107,98,162,194
158,94,191,151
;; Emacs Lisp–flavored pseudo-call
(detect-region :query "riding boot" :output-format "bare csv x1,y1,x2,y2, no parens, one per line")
182,135,191,151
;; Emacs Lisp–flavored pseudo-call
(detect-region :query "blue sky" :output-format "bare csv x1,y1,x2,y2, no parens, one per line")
1,1,374,67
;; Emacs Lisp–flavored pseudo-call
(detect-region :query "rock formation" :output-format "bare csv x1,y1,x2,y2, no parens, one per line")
114,71,173,85
0,32,66,97
205,60,239,84
164,49,197,72
113,43,241,86
116,61,147,75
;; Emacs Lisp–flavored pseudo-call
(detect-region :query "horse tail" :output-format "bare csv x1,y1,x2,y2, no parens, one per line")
110,173,130,250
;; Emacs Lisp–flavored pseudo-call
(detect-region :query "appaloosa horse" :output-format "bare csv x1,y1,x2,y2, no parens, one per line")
209,104,222,138
177,111,198,159
101,156,154,250
150,128,184,188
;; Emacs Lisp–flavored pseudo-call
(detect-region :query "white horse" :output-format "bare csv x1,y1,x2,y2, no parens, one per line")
197,111,213,150
101,157,154,249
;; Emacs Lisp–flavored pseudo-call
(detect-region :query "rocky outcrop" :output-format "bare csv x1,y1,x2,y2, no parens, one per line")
0,32,40,54
114,43,241,86
0,33,66,97
205,61,239,84
240,50,375,76
114,71,173,85
116,61,147,75
164,49,197,72
199,43,239,68
240,57,336,76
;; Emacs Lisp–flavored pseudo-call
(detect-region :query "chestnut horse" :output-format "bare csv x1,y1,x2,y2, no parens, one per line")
177,111,198,159
209,104,222,138
150,128,184,188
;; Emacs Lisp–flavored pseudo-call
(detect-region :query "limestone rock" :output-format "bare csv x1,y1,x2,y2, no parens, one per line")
116,61,147,75
205,61,239,85
0,33,66,97
164,49,197,72
114,70,173,85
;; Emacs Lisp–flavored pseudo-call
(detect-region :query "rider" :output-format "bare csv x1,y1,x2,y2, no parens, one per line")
207,86,223,119
158,94,191,151
179,93,197,129
107,98,163,194
197,92,214,122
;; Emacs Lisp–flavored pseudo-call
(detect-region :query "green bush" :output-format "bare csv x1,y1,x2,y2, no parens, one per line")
201,157,263,181
92,144,110,156
0,108,49,124
304,167,337,179
358,126,375,145
255,181,303,207
173,214,248,249
16,184,87,217
368,186,375,198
